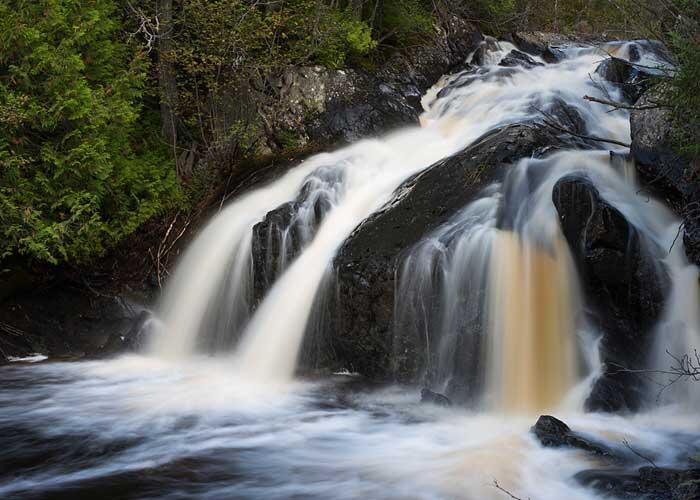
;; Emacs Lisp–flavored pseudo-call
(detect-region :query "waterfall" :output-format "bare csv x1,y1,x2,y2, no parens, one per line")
234,132,464,382
487,232,579,412
152,38,698,411
151,161,320,357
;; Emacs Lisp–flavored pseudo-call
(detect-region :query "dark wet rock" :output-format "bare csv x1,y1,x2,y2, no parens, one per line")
100,310,152,355
631,85,700,267
332,123,577,381
252,201,304,305
470,36,501,66
251,166,342,305
499,49,544,69
539,97,588,135
0,287,149,363
577,466,700,500
509,32,569,63
421,388,452,407
595,57,656,103
436,67,516,101
531,416,614,457
552,175,670,412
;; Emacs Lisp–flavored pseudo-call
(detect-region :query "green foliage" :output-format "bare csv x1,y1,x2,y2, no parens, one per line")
0,0,179,265
382,0,434,46
667,1,700,157
346,20,378,55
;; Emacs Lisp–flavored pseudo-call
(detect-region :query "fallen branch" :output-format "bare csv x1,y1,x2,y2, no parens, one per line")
536,107,631,148
583,95,663,111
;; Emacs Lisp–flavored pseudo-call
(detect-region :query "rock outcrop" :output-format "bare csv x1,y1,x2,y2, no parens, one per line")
499,49,543,69
0,284,148,363
331,123,575,380
595,57,657,103
532,415,700,500
577,466,700,500
264,16,482,151
631,85,700,267
552,175,670,412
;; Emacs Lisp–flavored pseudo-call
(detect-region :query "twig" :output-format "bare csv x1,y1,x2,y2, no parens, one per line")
669,222,685,254
607,350,700,402
622,439,658,468
150,212,192,288
493,479,529,500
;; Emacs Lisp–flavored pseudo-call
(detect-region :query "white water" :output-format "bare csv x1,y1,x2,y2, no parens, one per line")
2,39,700,500
154,41,636,385
1,358,700,499
233,131,465,381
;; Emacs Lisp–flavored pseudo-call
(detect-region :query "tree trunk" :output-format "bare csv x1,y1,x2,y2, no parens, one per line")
157,0,179,174
349,0,364,18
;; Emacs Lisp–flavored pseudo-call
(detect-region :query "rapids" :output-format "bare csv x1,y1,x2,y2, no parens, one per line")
1,39,699,499
1,358,699,500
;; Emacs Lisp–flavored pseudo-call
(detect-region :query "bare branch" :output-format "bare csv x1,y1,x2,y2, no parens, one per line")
126,0,173,53
493,479,530,500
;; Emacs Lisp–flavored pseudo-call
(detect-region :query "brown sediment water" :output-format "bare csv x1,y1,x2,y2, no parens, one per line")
489,231,578,412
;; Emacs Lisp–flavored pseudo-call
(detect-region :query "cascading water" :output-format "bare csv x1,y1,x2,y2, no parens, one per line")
487,232,580,412
3,38,700,500
153,39,699,410
153,40,636,388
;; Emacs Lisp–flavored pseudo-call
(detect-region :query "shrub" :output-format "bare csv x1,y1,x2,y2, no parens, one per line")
0,0,180,265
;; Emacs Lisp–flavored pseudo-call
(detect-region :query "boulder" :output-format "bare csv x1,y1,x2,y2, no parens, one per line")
540,97,588,135
470,36,502,66
595,57,656,103
421,388,452,407
331,123,575,381
499,49,544,69
436,67,517,101
552,175,670,412
508,32,568,63
531,415,614,457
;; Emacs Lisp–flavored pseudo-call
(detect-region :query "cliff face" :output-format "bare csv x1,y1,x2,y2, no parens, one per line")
258,16,482,152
